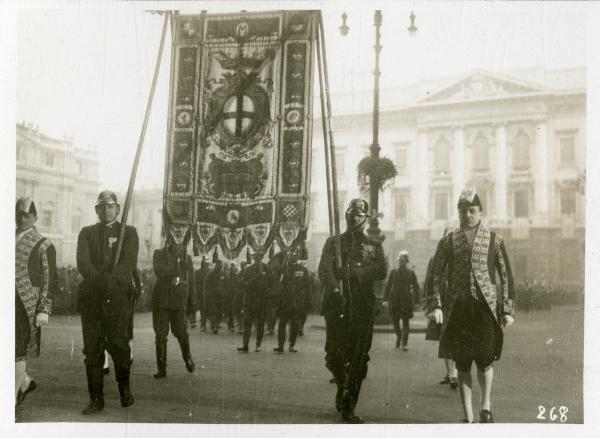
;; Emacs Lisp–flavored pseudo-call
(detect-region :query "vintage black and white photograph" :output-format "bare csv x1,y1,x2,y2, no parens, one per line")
2,0,600,436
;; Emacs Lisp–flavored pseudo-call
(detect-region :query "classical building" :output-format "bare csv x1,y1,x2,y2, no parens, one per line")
116,68,586,287
16,122,101,265
308,68,586,287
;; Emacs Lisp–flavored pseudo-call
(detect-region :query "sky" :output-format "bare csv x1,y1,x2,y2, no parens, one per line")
16,0,590,191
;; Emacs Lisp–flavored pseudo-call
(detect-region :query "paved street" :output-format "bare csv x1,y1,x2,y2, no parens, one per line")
15,304,583,424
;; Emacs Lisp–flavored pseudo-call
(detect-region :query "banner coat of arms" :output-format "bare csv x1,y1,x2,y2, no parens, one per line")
163,11,316,261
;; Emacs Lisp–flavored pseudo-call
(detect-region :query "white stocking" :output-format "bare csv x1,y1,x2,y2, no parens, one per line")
15,361,26,401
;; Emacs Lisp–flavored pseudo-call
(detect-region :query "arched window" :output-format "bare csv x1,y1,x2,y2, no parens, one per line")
512,131,530,169
433,138,450,175
473,134,489,171
41,202,54,228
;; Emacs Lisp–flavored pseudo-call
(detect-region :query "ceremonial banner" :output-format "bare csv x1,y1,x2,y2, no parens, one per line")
163,10,316,261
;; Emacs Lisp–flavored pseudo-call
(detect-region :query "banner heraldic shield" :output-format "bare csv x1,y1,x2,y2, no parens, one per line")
163,10,316,261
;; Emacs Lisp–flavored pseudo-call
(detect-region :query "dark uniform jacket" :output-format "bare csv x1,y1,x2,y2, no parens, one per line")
76,222,138,314
383,266,419,318
318,230,387,320
152,247,195,311
241,262,272,311
281,264,311,311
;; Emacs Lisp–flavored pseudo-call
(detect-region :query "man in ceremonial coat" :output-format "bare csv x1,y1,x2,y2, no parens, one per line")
76,191,138,414
318,198,387,424
273,249,311,353
238,250,272,352
152,227,195,378
382,250,420,351
15,197,58,406
425,189,515,423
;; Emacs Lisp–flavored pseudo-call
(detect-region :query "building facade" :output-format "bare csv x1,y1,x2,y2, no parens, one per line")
308,68,586,288
16,122,101,266
95,68,586,287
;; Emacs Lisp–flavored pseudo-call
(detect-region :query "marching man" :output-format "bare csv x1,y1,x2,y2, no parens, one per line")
425,189,515,423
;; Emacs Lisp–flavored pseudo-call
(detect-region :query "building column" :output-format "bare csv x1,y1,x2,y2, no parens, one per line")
534,120,549,226
452,126,466,221
414,130,430,228
494,124,508,224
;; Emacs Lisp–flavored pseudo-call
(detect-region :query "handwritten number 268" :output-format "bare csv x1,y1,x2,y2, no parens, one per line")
537,406,568,422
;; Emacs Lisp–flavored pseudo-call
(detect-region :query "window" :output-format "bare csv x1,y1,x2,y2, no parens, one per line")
46,152,55,167
41,202,54,228
17,145,23,162
514,191,529,218
473,134,489,171
512,131,530,169
434,139,450,175
559,247,579,282
561,190,576,215
560,136,575,165
334,152,345,180
71,208,82,234
395,193,408,221
434,193,448,220
395,148,407,176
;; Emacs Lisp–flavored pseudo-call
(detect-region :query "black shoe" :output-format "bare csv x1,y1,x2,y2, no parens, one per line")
329,377,336,384
118,383,134,408
289,346,298,353
190,322,197,329
154,369,167,379
185,357,195,373
341,411,364,424
439,375,451,384
462,418,473,423
255,346,261,352
479,409,494,423
449,377,458,389
16,380,37,405
103,367,110,375
81,397,104,415
212,328,218,334
273,347,284,353
237,346,249,352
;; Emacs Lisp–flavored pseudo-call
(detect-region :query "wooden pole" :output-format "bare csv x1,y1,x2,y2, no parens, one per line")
317,12,342,271
113,11,170,270
315,15,335,238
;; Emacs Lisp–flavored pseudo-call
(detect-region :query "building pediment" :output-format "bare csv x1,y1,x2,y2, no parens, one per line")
417,71,547,105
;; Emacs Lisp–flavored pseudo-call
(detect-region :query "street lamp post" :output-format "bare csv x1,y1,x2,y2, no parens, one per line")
368,10,383,241
340,10,417,242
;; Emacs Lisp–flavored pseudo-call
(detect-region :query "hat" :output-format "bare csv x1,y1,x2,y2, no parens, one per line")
457,188,482,210
346,198,369,217
95,190,118,207
398,250,409,262
16,197,37,217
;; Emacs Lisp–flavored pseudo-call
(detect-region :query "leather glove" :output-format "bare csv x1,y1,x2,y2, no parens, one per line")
501,314,514,328
428,308,443,324
35,312,49,327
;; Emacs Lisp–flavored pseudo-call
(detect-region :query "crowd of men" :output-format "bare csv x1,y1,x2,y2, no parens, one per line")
14,188,580,424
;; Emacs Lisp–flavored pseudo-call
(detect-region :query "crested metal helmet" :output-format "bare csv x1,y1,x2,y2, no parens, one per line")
345,198,369,218
398,250,409,263
95,190,119,207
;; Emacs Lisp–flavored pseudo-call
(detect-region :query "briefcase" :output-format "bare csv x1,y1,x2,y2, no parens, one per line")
425,320,442,341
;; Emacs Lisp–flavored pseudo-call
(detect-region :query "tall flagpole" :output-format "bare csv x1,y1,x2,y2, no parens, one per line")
113,11,170,269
